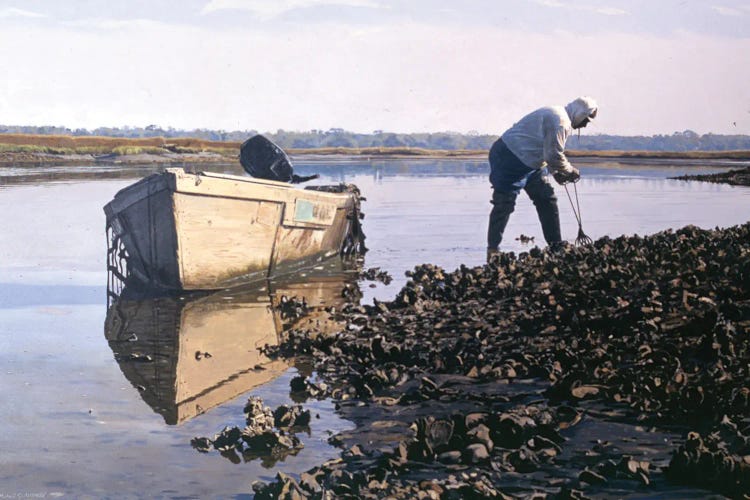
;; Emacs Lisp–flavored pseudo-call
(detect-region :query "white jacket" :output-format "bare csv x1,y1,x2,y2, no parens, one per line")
500,96,598,173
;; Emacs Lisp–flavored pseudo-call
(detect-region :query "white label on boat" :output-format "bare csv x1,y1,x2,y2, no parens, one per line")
293,199,336,226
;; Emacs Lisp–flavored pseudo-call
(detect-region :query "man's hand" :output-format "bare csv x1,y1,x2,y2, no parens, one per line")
553,166,580,185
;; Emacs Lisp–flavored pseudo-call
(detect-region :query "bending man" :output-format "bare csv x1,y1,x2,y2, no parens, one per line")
486,96,598,259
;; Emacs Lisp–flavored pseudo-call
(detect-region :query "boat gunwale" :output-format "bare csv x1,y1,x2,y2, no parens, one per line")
172,168,354,204
104,167,355,223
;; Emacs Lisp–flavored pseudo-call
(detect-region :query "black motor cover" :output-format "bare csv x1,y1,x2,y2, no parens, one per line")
239,135,295,182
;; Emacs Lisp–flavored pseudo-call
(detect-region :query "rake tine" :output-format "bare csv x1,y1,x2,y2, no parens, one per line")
576,226,593,246
564,181,593,247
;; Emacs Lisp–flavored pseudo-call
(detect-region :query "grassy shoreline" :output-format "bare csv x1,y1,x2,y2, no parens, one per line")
1,133,750,164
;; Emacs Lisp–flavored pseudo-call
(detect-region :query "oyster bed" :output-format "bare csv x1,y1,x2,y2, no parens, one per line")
202,223,749,498
672,166,750,186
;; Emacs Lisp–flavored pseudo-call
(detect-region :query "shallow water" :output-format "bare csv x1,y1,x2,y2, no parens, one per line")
1,158,749,498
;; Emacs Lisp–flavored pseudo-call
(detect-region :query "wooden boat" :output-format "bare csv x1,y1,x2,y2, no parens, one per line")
104,167,364,291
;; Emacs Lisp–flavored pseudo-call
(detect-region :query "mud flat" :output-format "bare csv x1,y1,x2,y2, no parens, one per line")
190,223,750,498
671,166,750,187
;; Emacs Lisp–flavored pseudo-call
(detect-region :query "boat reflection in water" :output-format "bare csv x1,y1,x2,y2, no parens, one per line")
104,258,361,425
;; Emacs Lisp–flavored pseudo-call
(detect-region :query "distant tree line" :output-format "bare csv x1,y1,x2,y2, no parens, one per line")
1,125,749,152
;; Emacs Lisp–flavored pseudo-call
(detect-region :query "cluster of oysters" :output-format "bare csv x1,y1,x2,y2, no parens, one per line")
191,397,309,467
210,222,750,498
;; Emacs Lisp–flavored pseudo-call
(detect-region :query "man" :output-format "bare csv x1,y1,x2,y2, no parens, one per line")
486,96,598,259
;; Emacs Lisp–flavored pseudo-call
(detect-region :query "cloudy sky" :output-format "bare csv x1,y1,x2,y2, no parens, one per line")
0,0,748,135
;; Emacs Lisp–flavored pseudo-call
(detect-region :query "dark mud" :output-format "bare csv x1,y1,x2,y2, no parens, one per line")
671,166,750,186
193,222,750,498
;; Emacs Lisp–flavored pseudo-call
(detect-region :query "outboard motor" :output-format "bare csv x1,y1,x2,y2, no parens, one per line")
239,135,318,184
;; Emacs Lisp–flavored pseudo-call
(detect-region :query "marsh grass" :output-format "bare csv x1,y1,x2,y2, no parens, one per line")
203,147,239,156
0,133,748,160
164,145,238,156
111,146,171,156
0,134,240,157
0,144,49,153
0,134,163,148
0,144,114,155
0,143,166,156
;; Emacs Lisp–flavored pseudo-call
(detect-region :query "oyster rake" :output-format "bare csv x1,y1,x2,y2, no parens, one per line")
562,181,593,246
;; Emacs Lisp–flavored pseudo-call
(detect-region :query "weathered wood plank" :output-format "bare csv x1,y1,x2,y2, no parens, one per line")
169,168,350,207
173,193,283,289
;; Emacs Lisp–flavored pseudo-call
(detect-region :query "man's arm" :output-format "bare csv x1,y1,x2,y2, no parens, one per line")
543,124,580,184
543,125,572,173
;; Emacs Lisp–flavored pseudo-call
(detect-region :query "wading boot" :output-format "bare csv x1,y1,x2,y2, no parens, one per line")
487,247,500,263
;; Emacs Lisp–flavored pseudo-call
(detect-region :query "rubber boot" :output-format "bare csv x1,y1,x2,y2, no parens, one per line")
525,172,562,244
486,247,500,263
487,190,517,250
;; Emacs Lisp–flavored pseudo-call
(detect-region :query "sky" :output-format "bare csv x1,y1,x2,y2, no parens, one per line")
0,0,749,136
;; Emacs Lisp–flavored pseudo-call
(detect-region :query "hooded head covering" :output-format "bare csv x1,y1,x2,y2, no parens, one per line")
565,96,598,128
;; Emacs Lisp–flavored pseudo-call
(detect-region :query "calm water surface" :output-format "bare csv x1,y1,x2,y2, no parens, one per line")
1,158,749,498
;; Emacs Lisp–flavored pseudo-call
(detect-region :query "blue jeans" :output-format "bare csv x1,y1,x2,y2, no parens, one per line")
487,139,561,249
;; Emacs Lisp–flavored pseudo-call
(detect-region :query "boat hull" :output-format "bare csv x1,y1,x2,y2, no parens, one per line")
104,168,361,290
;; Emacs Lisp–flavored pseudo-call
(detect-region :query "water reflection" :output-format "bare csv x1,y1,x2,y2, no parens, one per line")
104,258,361,425
1,157,742,189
